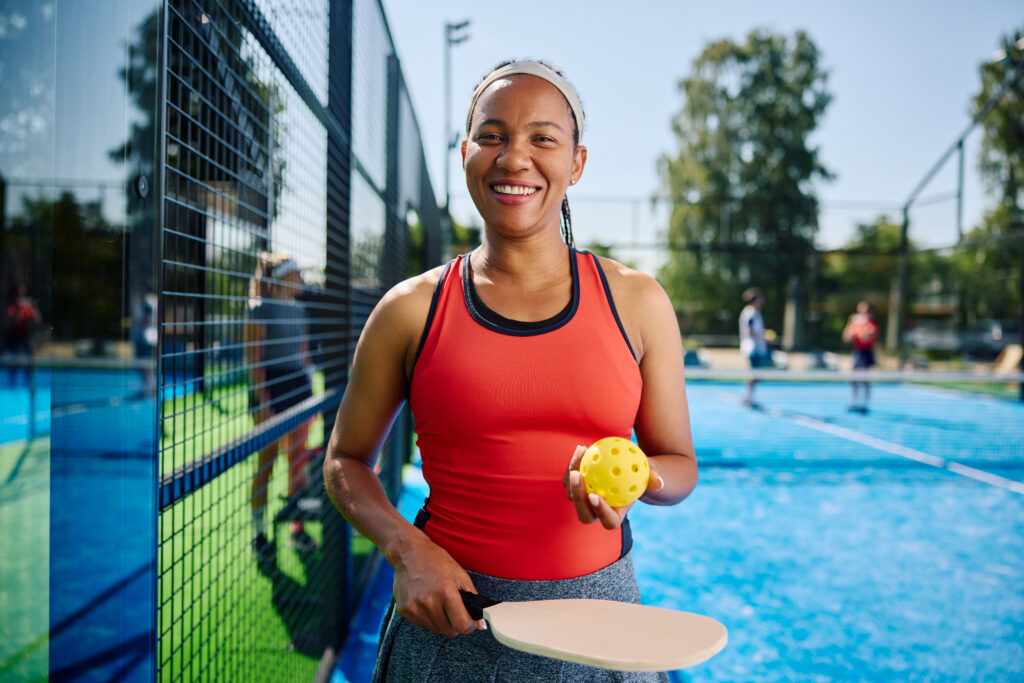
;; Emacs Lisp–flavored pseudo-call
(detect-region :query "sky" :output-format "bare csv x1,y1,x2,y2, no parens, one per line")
379,0,1022,273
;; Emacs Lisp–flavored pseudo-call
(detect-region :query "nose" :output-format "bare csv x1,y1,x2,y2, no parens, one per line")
496,135,531,172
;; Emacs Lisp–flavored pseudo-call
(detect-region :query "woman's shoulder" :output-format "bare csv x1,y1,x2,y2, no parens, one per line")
381,262,450,305
588,254,676,362
589,253,667,305
370,262,453,330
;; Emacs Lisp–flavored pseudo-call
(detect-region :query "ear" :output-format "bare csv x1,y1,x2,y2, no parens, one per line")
460,138,467,166
570,145,587,185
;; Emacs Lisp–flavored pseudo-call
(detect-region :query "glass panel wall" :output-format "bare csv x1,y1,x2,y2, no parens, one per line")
0,0,161,679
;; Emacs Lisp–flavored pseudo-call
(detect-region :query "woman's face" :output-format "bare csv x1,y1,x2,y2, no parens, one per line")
461,74,586,239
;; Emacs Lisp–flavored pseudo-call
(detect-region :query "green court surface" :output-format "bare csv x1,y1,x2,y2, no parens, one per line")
0,437,50,683
158,452,322,683
0,369,335,682
160,371,327,476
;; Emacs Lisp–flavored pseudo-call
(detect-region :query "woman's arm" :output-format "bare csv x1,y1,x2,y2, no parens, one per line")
323,273,482,637
631,274,698,505
244,305,269,419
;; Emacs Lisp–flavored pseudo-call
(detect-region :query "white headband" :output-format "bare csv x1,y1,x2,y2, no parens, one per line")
465,61,584,143
271,258,300,279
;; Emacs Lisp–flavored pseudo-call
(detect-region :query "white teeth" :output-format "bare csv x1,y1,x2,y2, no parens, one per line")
492,184,538,196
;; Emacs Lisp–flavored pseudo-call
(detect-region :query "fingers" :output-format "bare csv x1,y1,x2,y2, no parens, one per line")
443,592,479,636
563,445,586,490
588,493,631,530
399,587,480,638
647,462,666,493
568,469,598,524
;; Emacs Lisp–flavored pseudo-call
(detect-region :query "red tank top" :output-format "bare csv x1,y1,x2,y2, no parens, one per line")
409,250,642,580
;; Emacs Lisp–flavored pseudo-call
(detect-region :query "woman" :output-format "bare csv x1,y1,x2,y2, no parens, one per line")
246,253,317,557
324,60,697,681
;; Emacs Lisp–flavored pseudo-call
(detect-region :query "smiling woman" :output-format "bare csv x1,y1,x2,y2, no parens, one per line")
324,59,700,681
463,59,586,248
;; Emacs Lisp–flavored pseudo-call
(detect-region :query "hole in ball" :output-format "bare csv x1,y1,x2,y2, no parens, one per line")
611,448,620,455
612,467,621,476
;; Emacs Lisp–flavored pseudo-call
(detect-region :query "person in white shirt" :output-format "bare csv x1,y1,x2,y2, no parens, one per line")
738,287,770,407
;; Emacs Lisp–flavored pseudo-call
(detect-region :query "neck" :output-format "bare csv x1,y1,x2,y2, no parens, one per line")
473,232,570,286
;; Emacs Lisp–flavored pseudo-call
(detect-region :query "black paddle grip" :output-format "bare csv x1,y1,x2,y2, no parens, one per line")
459,590,499,620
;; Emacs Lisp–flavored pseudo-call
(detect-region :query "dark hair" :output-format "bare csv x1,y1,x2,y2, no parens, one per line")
471,59,583,249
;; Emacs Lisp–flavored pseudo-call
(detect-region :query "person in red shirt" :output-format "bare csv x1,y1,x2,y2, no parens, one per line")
3,284,42,387
842,300,879,413
323,59,696,680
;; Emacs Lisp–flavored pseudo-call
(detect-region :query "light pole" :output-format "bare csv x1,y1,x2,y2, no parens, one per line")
444,20,470,223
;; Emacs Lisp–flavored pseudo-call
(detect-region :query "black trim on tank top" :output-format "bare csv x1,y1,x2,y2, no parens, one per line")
410,259,455,371
413,500,430,530
590,253,639,364
463,248,580,336
620,517,633,559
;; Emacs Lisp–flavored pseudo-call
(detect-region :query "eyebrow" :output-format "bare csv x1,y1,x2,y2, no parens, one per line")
477,118,567,133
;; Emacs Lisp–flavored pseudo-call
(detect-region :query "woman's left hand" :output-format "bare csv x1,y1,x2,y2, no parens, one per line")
562,445,664,529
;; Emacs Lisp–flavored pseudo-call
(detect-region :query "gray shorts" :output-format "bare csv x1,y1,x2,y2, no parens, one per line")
372,551,669,682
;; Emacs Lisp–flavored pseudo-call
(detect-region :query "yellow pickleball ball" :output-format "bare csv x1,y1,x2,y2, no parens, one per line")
579,437,649,507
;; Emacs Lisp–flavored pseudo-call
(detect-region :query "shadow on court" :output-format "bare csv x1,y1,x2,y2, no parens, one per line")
256,541,326,657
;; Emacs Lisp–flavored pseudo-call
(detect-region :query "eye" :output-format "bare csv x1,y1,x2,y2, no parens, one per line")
475,132,503,143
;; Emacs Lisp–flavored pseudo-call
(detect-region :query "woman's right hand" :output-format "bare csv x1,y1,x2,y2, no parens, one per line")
389,531,486,637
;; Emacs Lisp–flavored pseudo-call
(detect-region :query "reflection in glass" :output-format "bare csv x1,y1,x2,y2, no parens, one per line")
1,1,160,680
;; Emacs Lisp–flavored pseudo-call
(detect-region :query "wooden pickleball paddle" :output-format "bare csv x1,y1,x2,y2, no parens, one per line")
460,591,727,671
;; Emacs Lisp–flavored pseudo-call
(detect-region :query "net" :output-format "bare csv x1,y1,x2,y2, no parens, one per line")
683,368,1024,489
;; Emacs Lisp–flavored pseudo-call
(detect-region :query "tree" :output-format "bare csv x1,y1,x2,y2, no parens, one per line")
975,27,1024,221
818,217,906,347
8,192,123,346
659,29,832,336
959,27,1024,325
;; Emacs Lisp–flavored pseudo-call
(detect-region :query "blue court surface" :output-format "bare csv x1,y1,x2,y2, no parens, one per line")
335,380,1024,682
0,366,201,451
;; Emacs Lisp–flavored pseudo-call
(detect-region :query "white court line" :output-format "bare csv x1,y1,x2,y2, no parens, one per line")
713,391,1024,495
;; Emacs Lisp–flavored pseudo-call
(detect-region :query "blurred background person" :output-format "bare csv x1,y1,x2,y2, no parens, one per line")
246,253,318,558
131,292,159,395
3,283,43,386
843,300,879,413
739,287,770,407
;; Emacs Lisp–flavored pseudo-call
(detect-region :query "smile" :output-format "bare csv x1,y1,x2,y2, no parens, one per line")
491,184,539,196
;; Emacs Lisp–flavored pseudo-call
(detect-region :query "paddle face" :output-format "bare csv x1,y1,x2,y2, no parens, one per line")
461,593,727,672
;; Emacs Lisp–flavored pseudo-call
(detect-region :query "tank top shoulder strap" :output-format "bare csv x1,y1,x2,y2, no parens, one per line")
578,250,637,364
411,256,459,370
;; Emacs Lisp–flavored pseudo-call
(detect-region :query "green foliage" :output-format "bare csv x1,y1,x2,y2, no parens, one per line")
819,216,901,342
584,241,637,269
953,209,1021,323
974,28,1024,212
961,27,1024,325
10,192,122,345
447,215,480,257
659,29,832,334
